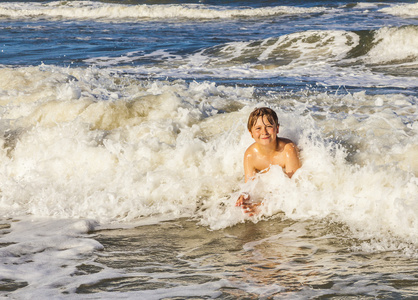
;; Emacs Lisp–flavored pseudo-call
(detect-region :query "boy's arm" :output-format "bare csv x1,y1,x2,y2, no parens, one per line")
236,148,256,207
283,143,301,178
243,148,256,183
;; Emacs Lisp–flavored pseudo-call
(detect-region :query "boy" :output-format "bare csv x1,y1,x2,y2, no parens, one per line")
236,107,301,213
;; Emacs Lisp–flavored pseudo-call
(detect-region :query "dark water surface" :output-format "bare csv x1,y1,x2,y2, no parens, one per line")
87,218,418,298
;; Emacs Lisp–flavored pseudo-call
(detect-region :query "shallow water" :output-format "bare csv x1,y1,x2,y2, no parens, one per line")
71,219,418,298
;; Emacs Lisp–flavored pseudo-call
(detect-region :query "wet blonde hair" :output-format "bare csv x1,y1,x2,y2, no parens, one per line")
247,107,279,131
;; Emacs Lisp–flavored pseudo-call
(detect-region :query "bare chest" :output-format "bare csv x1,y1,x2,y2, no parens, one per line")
253,153,285,173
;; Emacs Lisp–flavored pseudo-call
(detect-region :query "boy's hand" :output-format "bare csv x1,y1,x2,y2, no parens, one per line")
236,193,261,216
235,193,249,207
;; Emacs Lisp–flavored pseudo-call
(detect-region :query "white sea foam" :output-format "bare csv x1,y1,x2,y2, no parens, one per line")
353,3,381,9
0,65,252,222
0,218,103,297
203,105,418,245
0,1,326,21
0,65,416,253
218,30,359,63
82,27,418,88
365,26,418,65
380,3,418,17
1,1,417,297
0,64,416,299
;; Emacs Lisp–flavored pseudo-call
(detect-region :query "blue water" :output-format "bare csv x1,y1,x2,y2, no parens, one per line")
0,0,417,298
1,1,416,74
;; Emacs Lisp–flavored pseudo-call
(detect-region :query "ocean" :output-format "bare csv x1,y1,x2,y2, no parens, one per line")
0,0,417,298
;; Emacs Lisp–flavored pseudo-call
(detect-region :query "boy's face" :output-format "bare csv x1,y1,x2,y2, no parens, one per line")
250,115,279,146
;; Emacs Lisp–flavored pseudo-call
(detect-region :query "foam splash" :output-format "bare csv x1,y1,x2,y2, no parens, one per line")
0,65,416,253
0,65,253,223
202,112,418,246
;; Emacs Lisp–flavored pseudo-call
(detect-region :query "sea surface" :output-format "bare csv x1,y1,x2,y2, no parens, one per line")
0,0,417,299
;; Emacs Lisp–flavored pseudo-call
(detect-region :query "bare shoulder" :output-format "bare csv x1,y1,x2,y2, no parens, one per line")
284,144,299,160
244,142,257,157
281,139,300,164
279,138,298,152
279,138,301,177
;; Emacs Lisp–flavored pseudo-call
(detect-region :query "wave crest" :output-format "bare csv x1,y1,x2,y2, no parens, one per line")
0,1,326,21
379,3,418,17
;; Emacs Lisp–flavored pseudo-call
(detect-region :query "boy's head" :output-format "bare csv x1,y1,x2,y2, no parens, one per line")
247,107,279,132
